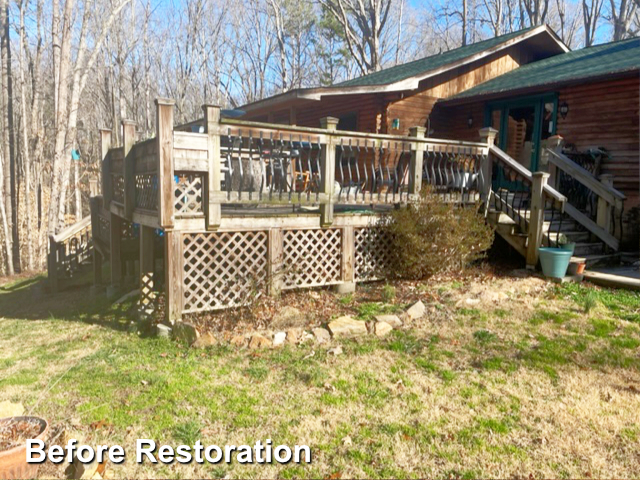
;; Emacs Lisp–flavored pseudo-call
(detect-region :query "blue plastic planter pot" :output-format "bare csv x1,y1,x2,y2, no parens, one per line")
539,247,573,279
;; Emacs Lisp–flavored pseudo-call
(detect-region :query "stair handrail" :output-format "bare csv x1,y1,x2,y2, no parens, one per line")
489,145,567,207
545,147,624,251
546,148,626,207
51,215,91,243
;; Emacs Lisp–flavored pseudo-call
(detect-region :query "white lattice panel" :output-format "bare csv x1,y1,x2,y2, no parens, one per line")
174,174,203,215
354,227,392,281
182,231,269,312
282,229,342,289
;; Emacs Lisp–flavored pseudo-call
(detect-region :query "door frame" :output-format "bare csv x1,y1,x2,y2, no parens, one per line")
484,93,558,172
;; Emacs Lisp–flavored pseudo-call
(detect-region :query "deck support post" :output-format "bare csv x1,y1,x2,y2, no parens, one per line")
526,172,549,270
478,127,498,207
100,129,113,205
204,105,222,230
597,174,614,241
108,213,123,298
268,228,284,297
139,225,156,320
545,135,564,189
319,116,339,227
156,99,175,229
335,225,356,294
408,126,426,198
90,249,104,297
164,230,183,323
122,119,136,219
47,237,59,293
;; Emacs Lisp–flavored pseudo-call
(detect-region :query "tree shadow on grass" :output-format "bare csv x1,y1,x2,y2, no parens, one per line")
0,270,144,334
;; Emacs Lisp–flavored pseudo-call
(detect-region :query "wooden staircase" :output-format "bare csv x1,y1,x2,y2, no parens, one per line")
480,130,626,271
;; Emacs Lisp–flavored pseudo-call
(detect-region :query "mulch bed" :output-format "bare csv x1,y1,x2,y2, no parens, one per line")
0,417,42,452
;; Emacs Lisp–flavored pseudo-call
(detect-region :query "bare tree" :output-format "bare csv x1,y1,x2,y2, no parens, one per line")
607,0,638,40
318,0,393,74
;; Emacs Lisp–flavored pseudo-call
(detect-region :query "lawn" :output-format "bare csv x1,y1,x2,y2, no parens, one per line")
1,269,639,478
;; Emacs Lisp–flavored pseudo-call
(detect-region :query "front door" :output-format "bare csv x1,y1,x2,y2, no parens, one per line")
486,95,558,188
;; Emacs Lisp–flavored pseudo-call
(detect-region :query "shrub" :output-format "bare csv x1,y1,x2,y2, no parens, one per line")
380,189,494,280
382,284,396,303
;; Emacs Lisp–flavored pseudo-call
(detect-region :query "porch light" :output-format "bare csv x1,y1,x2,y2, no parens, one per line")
467,113,473,129
559,101,569,119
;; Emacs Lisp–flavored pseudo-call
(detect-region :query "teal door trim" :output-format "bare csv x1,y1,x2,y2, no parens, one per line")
484,93,558,172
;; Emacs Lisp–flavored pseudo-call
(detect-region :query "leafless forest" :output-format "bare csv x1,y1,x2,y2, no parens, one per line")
0,0,637,276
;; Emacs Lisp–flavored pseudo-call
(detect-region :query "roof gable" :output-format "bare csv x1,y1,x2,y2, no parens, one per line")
447,37,640,102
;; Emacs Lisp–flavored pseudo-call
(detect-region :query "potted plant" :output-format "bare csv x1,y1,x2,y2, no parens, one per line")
0,416,49,480
538,234,574,279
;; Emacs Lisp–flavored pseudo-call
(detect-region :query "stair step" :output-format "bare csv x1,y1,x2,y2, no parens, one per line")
583,253,621,268
575,242,605,256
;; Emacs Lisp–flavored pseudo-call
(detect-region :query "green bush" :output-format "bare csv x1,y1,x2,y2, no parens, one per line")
380,190,494,280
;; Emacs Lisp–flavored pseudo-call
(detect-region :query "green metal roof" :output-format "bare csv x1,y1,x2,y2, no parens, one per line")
451,37,640,100
334,27,538,88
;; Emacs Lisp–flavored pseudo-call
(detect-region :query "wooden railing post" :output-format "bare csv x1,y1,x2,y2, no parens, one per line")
597,174,614,237
164,230,183,323
319,116,339,226
100,129,112,205
478,127,498,204
335,225,356,294
526,172,550,269
203,105,222,230
545,135,564,188
122,119,136,219
89,177,98,197
408,126,426,197
268,228,284,297
108,213,123,297
156,99,175,229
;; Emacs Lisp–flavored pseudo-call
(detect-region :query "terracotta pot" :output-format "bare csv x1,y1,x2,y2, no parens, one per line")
576,262,586,275
0,416,48,480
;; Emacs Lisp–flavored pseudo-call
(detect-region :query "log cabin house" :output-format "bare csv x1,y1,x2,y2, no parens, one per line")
48,26,639,323
241,26,640,251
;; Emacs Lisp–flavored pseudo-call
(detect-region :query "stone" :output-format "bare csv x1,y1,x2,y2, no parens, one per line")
192,332,217,349
156,324,172,338
272,331,287,347
374,314,402,328
68,452,105,479
404,300,426,321
333,282,356,294
173,321,200,345
286,328,303,344
327,316,368,338
299,332,315,344
374,321,393,337
271,306,306,329
327,345,343,356
230,335,247,348
0,400,24,418
312,328,331,344
249,334,272,349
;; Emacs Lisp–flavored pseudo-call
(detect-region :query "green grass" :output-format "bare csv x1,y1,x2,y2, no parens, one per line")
1,273,640,478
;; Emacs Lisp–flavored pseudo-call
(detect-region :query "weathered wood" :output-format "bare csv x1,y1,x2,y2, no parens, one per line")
164,230,183,323
319,116,339,226
48,236,59,293
156,99,175,228
122,120,136,218
408,126,426,195
596,174,614,240
341,225,355,283
479,128,497,204
204,105,222,230
268,228,284,296
546,149,626,206
93,249,103,287
100,129,113,205
110,213,123,287
526,172,549,269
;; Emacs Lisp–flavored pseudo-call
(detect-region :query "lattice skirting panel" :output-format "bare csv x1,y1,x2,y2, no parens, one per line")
282,228,342,289
354,227,393,282
182,231,269,313
177,226,392,314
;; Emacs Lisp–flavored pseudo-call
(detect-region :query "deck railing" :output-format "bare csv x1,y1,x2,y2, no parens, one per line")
48,215,93,293
100,101,491,231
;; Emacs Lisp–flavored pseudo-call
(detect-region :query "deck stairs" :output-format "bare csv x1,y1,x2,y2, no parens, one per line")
486,190,620,269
